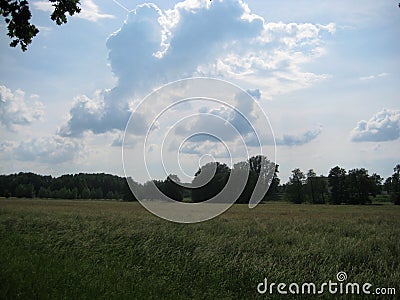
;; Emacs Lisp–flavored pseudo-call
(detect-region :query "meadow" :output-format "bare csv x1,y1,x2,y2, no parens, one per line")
0,198,399,299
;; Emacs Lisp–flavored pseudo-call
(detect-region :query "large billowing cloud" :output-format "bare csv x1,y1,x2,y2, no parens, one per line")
58,90,131,137
60,0,334,139
351,109,400,142
0,85,44,131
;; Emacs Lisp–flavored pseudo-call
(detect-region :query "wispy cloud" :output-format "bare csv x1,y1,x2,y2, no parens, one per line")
275,126,322,146
359,72,389,81
14,136,82,164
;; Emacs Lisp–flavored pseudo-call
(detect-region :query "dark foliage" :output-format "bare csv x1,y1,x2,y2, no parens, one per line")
155,174,184,202
0,172,136,201
284,165,388,205
285,168,306,204
191,162,231,203
1,162,396,205
385,164,400,205
0,0,80,51
191,155,279,204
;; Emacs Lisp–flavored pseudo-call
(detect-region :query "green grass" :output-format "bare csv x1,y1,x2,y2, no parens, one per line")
0,199,399,299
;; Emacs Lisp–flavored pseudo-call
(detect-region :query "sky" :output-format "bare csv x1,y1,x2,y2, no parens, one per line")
0,0,399,184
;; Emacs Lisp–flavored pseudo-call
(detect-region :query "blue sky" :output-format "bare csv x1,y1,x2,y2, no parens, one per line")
0,0,399,183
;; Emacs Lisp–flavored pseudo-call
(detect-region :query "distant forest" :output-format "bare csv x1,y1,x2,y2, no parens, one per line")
0,156,399,205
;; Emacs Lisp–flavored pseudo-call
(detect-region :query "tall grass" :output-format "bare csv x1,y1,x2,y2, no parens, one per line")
0,199,399,299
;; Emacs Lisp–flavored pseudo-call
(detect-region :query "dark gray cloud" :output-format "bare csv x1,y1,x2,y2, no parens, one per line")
58,91,131,137
351,109,400,142
276,126,322,146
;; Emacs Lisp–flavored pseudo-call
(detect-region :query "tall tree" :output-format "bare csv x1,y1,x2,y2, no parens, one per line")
386,164,400,205
314,175,329,204
286,168,306,204
369,173,383,197
160,174,183,202
265,164,280,201
191,162,230,203
306,169,317,204
249,155,279,201
328,166,347,204
346,168,372,205
231,161,254,204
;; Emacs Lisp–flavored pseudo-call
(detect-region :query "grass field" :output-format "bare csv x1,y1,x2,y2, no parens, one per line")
0,198,399,299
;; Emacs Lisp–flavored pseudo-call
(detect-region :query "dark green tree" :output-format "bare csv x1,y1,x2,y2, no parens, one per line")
81,186,90,199
305,170,328,204
15,183,34,198
267,164,280,201
306,169,317,204
315,175,328,204
0,0,81,51
286,168,306,204
191,162,230,203
384,177,393,194
233,156,280,203
70,187,78,199
369,173,383,197
159,174,183,202
346,168,372,205
231,161,254,204
38,186,50,198
250,156,279,201
122,177,137,201
328,166,348,204
386,164,400,205
90,187,103,199
0,172,139,200
105,191,115,199
57,187,70,199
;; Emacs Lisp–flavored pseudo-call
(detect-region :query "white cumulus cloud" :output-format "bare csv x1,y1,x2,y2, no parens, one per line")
0,85,44,131
61,0,335,138
351,109,400,142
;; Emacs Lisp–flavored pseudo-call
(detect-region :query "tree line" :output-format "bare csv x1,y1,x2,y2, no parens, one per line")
0,155,278,203
283,166,390,204
118,155,280,203
0,159,399,205
0,172,136,201
283,165,400,205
